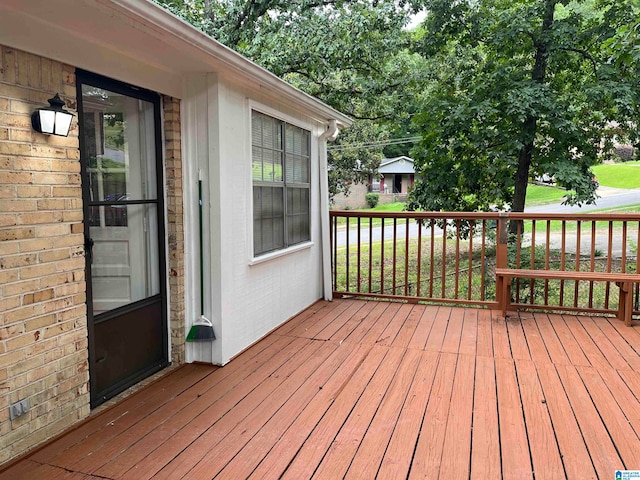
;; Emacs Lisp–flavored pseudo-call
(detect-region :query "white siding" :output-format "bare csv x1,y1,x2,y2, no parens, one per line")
183,73,326,365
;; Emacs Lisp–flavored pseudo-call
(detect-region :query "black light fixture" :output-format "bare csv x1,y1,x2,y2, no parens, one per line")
31,93,73,137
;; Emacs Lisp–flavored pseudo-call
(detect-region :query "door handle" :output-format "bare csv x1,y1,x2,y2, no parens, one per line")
84,236,94,264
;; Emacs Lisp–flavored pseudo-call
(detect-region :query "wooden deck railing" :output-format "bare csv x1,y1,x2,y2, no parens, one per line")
330,210,640,319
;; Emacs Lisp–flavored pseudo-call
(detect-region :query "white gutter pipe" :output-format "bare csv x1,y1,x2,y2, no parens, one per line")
319,120,340,301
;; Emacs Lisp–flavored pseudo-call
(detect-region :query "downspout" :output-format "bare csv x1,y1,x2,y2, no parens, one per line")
319,120,339,301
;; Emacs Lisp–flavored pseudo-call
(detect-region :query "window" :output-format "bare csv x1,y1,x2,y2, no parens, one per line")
252,110,311,256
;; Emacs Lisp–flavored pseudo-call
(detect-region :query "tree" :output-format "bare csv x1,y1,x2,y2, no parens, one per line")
326,121,387,199
408,0,640,214
156,0,426,198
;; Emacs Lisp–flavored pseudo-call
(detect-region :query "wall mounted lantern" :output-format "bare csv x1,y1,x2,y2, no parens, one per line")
31,93,73,137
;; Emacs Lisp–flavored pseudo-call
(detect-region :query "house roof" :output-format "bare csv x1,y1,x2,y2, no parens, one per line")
378,156,415,174
0,0,352,128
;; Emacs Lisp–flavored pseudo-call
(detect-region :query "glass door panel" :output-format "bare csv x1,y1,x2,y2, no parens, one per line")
82,85,159,315
79,70,167,408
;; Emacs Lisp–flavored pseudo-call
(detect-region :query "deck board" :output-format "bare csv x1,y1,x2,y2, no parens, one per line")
470,355,501,479
514,359,564,478
440,307,464,354
408,351,457,479
439,353,475,478
556,363,623,477
376,351,439,479
309,346,406,479
534,313,571,365
2,298,640,480
495,358,533,479
536,363,597,479
406,305,438,350
344,349,422,479
423,306,450,352
475,308,494,358
458,308,478,357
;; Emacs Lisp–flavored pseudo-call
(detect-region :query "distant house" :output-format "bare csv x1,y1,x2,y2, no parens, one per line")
371,156,415,195
0,0,351,465
332,156,415,209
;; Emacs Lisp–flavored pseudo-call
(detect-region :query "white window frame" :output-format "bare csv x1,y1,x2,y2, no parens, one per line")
248,102,314,264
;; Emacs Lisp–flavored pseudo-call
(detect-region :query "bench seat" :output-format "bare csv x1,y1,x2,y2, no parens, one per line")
495,268,640,326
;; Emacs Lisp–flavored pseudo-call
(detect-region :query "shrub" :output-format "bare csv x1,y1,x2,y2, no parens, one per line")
365,193,379,208
614,145,635,162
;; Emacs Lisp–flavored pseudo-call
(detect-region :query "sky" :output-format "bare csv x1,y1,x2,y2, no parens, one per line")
406,10,426,29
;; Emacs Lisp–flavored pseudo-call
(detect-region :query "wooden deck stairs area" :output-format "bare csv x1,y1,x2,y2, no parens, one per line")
2,298,640,479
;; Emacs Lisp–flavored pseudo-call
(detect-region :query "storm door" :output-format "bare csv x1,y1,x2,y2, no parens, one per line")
77,71,168,408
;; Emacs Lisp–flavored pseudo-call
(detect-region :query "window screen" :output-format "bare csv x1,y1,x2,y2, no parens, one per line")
252,111,311,256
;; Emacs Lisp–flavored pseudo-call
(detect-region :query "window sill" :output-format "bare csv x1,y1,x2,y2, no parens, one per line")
249,241,314,266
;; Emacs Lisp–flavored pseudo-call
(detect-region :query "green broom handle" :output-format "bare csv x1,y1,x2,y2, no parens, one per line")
199,173,204,316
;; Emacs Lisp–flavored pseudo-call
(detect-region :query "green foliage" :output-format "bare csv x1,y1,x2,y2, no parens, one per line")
155,0,640,210
408,0,640,213
327,121,385,198
154,0,427,199
365,193,379,208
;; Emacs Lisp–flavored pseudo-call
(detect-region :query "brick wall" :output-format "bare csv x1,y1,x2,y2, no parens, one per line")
332,183,369,210
0,45,89,464
163,96,185,364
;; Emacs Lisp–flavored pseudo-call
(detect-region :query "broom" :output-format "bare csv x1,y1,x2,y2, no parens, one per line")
186,170,216,342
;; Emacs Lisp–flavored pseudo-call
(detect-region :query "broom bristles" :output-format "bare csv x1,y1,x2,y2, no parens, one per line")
186,315,216,342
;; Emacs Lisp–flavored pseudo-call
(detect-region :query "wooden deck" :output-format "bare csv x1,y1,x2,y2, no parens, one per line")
2,298,640,479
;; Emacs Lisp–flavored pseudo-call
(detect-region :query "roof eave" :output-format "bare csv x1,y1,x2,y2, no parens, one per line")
108,0,352,127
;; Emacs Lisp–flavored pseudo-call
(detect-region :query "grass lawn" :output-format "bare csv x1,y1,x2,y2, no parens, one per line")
367,202,406,212
592,161,640,189
352,188,568,211
525,184,568,206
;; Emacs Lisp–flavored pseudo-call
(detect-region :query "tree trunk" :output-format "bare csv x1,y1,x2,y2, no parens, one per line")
510,0,557,235
511,0,557,215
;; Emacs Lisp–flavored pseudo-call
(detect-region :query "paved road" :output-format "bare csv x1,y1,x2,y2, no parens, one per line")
335,186,640,247
525,186,640,213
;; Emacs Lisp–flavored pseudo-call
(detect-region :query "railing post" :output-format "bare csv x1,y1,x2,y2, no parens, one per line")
496,213,509,312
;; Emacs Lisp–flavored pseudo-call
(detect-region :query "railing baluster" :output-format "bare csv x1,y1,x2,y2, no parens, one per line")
392,217,397,295
417,220,422,297
480,220,486,301
559,221,566,307
429,220,435,298
530,220,536,306
380,219,385,295
574,221,581,307
621,220,627,273
589,221,596,309
357,217,361,293
468,221,474,301
441,221,447,299
331,214,335,291
544,220,551,306
345,217,350,292
455,220,461,299
514,219,522,304
605,221,613,309
405,218,410,297
621,219,628,315
368,220,373,294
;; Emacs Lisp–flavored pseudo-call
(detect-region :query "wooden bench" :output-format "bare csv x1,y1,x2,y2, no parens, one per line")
495,268,640,326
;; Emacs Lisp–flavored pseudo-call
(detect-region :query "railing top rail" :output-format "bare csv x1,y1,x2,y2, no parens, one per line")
330,210,640,221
